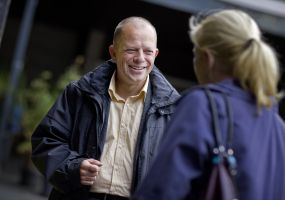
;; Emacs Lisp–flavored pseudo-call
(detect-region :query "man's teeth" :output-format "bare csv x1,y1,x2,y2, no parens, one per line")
130,66,145,70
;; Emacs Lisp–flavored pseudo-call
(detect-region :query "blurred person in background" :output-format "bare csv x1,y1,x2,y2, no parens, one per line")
131,9,285,200
31,16,180,200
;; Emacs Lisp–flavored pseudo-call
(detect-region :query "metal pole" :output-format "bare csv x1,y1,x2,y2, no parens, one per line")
0,0,38,138
0,0,12,47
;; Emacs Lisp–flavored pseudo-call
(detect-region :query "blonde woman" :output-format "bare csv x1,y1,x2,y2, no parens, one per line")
131,9,285,200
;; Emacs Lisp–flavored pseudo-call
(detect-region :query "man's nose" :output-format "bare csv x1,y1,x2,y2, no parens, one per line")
134,49,145,62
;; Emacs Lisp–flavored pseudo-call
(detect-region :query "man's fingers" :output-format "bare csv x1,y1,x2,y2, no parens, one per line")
88,164,101,173
81,175,96,182
88,159,103,167
80,158,102,186
81,180,95,185
81,170,99,177
81,174,97,185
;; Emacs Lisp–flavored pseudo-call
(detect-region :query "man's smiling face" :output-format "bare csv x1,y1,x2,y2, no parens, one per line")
110,22,159,87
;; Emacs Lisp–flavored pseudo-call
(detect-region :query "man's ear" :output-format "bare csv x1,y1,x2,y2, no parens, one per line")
155,48,159,57
109,45,116,62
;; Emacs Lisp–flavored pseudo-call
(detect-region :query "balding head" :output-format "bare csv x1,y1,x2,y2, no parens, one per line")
113,17,157,49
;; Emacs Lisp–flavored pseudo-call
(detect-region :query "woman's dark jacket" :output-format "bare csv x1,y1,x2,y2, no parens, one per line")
31,60,180,200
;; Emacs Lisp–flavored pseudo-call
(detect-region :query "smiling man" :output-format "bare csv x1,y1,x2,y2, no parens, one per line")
31,17,180,200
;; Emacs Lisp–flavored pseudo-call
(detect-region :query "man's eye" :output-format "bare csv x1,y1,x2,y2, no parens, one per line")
125,49,136,53
144,50,153,55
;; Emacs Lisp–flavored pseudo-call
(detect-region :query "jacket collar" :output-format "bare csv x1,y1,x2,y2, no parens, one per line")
74,59,180,106
207,79,253,102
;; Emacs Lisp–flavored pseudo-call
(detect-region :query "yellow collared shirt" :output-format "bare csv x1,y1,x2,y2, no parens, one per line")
90,72,149,197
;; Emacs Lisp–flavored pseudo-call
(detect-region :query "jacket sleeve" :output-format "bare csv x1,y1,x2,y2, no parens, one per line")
131,89,213,200
31,84,87,193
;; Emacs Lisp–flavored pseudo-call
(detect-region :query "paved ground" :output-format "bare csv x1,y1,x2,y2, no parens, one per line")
0,156,49,200
0,181,47,200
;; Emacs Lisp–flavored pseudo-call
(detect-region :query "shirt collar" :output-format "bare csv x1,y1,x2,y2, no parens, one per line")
108,71,149,102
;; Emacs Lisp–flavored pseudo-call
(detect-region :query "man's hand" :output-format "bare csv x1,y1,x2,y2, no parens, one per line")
80,158,103,185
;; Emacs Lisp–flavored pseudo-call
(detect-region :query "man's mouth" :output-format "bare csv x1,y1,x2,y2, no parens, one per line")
129,65,147,70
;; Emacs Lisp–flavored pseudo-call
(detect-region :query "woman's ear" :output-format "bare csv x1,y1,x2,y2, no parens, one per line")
205,50,215,69
109,45,116,62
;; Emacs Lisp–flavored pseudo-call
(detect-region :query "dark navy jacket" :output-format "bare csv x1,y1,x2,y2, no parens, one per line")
31,60,180,200
131,79,285,200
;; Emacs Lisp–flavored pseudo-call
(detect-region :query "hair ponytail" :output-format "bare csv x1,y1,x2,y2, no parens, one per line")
233,39,279,108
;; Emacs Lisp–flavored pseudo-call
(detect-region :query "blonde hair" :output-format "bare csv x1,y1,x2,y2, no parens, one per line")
189,9,280,108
